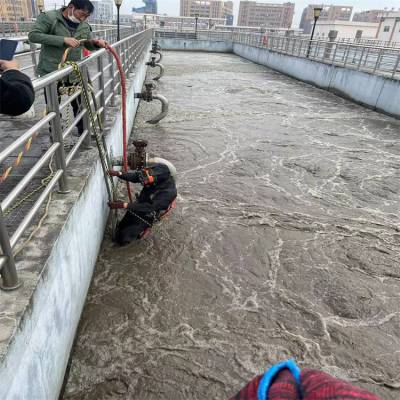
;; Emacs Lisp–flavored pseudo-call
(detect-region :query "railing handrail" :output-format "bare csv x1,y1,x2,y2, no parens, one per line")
7,26,134,43
155,28,400,52
33,30,143,89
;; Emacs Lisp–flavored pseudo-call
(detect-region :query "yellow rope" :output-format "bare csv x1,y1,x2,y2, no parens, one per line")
0,132,39,183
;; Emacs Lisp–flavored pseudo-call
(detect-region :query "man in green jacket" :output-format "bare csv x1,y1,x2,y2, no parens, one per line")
29,0,107,135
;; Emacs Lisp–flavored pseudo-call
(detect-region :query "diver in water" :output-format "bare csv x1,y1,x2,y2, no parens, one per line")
108,163,177,245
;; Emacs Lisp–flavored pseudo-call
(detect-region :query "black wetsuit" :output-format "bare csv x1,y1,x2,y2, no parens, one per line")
115,163,177,245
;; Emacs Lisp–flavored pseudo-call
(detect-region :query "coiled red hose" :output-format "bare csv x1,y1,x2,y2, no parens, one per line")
106,44,133,202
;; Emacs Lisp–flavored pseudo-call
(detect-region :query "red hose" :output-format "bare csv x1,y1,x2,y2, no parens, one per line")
106,44,133,202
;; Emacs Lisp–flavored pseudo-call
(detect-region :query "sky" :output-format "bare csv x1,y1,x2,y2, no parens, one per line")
46,0,400,28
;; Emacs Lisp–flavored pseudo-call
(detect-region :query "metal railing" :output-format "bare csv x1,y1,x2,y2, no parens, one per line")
9,26,138,78
155,29,400,80
0,21,133,36
0,29,153,290
232,32,400,79
335,37,400,49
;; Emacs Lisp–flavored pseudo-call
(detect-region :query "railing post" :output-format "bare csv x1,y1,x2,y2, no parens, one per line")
374,48,383,73
108,50,116,107
130,38,136,73
299,39,304,56
358,46,366,70
45,82,69,193
331,42,339,65
324,30,338,60
126,39,133,74
341,43,347,63
29,42,38,77
97,56,106,122
0,206,20,290
314,40,320,59
391,52,400,78
363,47,371,67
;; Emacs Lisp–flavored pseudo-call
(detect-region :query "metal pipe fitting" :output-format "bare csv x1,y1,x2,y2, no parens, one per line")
152,62,164,81
135,82,156,101
146,94,169,124
152,41,161,51
146,56,165,81
150,50,163,63
135,83,169,124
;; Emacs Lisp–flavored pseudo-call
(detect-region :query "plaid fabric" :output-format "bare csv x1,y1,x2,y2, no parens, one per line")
230,369,381,400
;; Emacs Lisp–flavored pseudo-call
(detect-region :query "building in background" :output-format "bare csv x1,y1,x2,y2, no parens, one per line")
214,24,302,35
133,14,225,30
314,20,379,40
237,1,294,29
90,0,113,23
299,4,352,34
119,14,134,24
375,11,400,44
0,0,34,20
352,10,384,23
180,0,232,20
224,0,233,25
133,0,157,15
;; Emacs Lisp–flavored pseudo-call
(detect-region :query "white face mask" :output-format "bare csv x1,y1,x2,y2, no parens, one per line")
68,8,81,23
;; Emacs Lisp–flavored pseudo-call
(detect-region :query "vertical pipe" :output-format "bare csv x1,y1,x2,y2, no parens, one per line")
0,206,20,290
29,42,38,77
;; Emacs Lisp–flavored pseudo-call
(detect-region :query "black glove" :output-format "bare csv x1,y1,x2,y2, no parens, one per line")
108,170,122,177
108,201,125,209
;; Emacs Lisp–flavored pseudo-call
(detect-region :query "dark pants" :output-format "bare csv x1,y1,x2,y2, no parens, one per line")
115,178,177,245
115,205,155,245
44,80,83,135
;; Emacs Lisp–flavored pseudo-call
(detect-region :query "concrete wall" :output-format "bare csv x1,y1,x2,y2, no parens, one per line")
232,42,400,118
157,38,232,52
0,45,150,400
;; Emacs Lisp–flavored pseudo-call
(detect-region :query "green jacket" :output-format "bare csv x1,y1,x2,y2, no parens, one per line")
28,8,98,78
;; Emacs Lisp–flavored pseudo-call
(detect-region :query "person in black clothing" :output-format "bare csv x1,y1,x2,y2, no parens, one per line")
108,163,177,245
0,59,35,116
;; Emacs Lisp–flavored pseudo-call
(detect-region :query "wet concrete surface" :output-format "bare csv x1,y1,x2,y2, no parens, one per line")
63,51,400,399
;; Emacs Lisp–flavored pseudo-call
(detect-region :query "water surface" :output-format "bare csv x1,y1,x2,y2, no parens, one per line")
63,51,400,400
